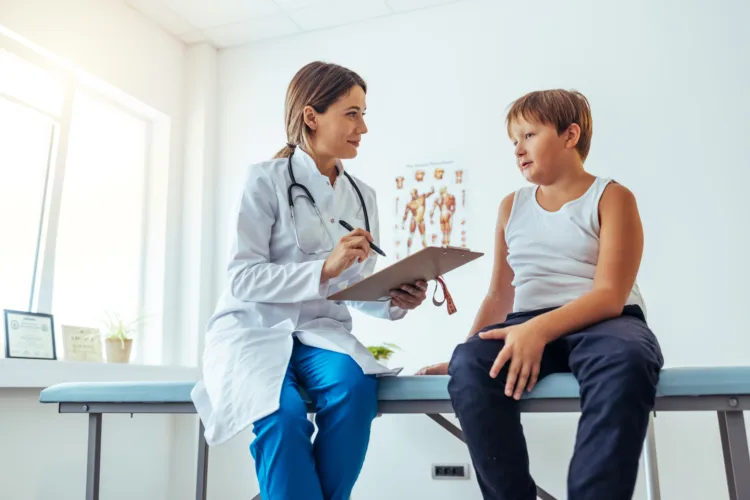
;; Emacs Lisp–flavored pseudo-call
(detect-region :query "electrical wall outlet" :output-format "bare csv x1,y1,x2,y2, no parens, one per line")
432,464,470,479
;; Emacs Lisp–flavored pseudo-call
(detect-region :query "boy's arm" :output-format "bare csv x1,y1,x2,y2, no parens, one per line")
524,182,644,343
465,193,516,339
415,193,515,376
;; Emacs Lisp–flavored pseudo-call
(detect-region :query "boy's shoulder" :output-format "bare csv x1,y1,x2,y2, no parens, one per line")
498,189,520,229
500,190,516,212
600,180,637,208
597,180,640,230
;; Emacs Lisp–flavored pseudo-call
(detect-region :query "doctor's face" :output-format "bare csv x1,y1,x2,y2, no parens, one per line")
310,85,368,160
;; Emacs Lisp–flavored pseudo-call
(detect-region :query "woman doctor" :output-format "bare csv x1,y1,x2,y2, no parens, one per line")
191,61,427,500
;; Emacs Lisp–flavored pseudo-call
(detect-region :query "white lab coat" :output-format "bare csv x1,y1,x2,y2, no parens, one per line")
191,148,407,447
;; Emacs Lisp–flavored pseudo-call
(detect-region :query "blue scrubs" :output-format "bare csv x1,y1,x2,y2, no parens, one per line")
250,338,378,499
448,305,664,500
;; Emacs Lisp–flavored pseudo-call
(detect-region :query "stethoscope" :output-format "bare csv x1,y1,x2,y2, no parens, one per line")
286,145,369,255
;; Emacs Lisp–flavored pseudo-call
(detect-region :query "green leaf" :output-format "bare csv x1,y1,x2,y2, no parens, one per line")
366,343,403,360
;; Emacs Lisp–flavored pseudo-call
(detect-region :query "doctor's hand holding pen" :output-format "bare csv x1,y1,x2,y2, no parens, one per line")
321,228,428,310
320,228,375,282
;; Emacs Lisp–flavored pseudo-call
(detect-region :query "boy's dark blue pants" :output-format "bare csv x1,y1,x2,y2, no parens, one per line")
447,305,664,500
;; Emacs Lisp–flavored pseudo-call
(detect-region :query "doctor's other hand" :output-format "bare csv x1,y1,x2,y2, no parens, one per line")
321,229,373,282
415,361,449,375
390,280,427,309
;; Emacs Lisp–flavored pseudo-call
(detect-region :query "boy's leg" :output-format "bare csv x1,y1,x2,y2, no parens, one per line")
294,340,379,500
565,307,664,500
448,317,568,500
250,361,324,500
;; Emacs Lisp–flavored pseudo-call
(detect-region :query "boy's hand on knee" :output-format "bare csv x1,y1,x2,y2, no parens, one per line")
479,324,546,400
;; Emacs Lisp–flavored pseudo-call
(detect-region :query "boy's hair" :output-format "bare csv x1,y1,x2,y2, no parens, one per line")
505,89,593,162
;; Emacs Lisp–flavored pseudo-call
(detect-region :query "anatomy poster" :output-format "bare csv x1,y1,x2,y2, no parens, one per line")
391,160,468,261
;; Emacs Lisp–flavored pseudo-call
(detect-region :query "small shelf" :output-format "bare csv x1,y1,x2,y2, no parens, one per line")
0,358,199,389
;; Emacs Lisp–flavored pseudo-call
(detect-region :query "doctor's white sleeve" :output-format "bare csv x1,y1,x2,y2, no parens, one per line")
226,166,329,303
344,190,408,321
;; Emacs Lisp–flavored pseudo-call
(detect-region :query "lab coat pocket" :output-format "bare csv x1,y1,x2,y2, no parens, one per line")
353,201,367,222
348,213,368,233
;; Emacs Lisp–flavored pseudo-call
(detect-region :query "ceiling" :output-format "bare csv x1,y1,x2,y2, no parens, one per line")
125,0,469,48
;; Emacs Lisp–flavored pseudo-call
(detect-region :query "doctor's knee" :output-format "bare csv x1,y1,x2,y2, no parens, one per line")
327,372,378,419
253,398,311,437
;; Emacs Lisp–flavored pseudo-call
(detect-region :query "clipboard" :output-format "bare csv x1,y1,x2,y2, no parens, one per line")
327,246,484,302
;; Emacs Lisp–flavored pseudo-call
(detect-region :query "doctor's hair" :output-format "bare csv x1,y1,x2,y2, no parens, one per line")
274,61,367,159
505,89,593,162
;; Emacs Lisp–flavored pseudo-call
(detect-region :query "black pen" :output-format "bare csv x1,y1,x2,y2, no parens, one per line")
338,220,387,257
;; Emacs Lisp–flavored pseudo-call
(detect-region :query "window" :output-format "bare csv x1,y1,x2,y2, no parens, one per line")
51,91,149,340
0,47,65,115
0,97,55,311
0,36,165,363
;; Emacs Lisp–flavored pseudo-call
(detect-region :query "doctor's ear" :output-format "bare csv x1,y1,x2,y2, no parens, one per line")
302,105,319,131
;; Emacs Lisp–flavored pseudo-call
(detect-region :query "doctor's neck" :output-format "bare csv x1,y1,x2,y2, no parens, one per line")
303,145,339,185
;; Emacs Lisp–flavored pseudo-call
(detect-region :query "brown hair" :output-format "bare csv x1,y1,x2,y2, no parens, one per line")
274,61,367,159
505,89,593,162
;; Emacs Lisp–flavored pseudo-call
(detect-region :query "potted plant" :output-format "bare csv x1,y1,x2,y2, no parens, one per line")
102,312,143,363
367,342,401,367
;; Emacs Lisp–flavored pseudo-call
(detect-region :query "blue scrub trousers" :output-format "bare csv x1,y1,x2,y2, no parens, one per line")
250,338,378,500
448,305,664,500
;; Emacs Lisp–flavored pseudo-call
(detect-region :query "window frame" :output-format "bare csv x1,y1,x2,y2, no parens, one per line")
0,32,164,365
0,93,59,312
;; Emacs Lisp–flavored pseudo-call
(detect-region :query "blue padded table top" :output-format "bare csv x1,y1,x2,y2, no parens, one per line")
39,367,750,404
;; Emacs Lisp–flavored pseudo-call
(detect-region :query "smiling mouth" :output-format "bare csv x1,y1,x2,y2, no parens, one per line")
521,161,533,168
348,140,360,147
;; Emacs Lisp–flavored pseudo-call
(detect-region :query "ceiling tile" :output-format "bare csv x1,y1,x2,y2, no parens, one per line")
203,13,301,47
161,0,282,29
386,0,457,13
125,0,197,35
288,0,391,31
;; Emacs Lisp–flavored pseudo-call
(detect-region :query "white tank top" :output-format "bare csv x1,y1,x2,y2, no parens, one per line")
505,177,646,315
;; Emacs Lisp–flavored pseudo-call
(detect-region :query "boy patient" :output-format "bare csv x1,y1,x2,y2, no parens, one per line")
417,89,663,500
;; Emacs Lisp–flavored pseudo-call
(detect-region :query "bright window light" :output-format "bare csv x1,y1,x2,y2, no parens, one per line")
51,90,148,339
0,48,65,116
0,98,55,311
0,34,166,364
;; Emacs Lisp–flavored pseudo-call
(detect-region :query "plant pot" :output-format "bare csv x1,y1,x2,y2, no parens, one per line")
378,357,391,368
105,338,133,363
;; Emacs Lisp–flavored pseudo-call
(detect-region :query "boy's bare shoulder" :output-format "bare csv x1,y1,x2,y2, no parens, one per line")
498,191,516,227
602,180,637,208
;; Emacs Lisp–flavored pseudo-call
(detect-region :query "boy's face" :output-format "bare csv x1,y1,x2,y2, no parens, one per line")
509,115,571,185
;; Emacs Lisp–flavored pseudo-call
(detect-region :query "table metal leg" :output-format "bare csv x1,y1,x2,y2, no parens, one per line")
644,413,662,500
86,413,102,500
718,411,750,500
196,420,209,500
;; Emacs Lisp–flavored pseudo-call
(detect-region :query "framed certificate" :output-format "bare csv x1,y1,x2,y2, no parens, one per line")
61,325,103,362
3,309,57,360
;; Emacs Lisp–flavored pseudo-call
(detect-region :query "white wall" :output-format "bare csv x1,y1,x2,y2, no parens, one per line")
1,389,175,500
0,1,191,499
212,0,750,498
